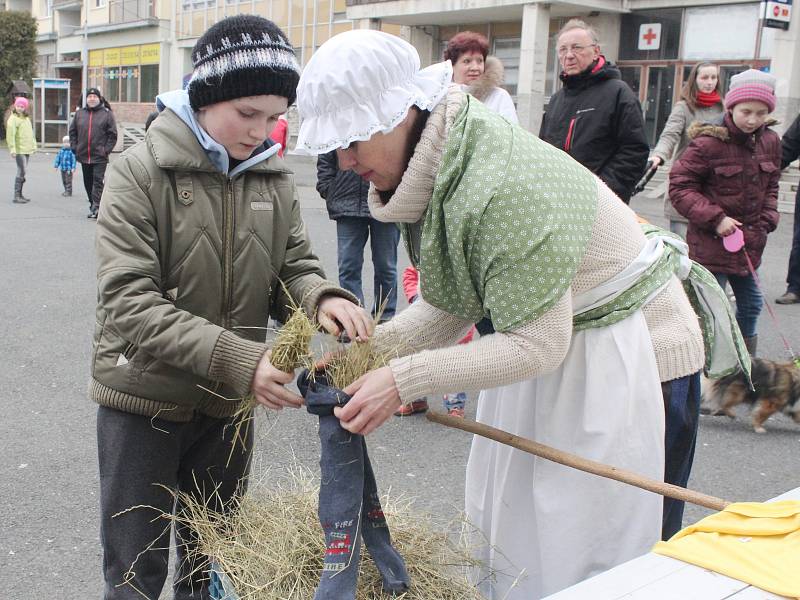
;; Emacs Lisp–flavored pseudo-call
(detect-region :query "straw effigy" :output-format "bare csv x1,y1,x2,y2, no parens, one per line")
172,466,489,599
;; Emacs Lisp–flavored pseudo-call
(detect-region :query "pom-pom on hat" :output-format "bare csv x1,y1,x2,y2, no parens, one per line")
13,96,29,110
294,29,453,155
724,69,777,113
187,14,301,110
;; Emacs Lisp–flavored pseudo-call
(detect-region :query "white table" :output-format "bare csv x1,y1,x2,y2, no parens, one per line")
543,487,800,600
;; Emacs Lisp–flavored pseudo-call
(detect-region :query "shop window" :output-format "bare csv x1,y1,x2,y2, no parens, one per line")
682,4,759,60
619,9,681,60
492,38,520,98
140,64,159,103
103,67,120,102
120,66,139,102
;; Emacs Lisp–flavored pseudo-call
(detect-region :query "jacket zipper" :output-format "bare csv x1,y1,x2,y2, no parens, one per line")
222,176,235,331
207,177,236,402
564,117,576,152
87,111,93,164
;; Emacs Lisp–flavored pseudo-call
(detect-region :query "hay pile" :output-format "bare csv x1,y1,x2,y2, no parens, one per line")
174,467,487,599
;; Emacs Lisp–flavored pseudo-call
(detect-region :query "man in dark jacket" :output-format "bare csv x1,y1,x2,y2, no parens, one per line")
317,150,400,320
69,87,117,219
776,112,800,304
539,19,649,204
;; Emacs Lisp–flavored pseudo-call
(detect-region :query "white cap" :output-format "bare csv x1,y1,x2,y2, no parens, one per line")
295,29,452,155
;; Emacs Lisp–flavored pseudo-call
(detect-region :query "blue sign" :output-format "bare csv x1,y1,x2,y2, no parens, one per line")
33,78,71,89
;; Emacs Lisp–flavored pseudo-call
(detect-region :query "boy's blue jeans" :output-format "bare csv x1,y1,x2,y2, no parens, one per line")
336,217,400,320
713,271,763,338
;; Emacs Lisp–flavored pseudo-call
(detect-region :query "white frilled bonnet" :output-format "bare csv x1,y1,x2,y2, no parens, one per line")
294,29,452,155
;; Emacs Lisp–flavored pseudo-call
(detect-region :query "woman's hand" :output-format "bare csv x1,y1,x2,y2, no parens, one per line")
250,351,304,410
716,216,742,237
335,366,401,436
317,295,374,341
649,156,662,167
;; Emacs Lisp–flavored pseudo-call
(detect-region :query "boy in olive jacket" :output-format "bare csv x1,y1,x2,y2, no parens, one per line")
92,16,372,599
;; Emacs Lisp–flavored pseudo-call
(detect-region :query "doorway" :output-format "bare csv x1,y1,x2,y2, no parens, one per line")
643,65,676,148
618,64,675,147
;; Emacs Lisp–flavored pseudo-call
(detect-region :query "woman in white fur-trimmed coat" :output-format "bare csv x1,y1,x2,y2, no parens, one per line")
445,31,519,124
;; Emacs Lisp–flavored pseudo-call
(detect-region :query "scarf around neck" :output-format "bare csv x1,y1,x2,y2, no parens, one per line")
696,90,722,108
413,95,598,331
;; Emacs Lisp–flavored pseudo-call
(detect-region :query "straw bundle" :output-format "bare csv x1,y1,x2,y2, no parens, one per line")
173,467,487,599
269,302,317,374
322,337,400,391
225,298,317,464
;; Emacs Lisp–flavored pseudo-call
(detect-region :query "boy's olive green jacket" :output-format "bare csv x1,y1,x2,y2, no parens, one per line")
90,108,353,422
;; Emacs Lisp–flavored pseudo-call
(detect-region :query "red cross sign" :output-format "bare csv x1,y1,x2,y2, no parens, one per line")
638,23,662,51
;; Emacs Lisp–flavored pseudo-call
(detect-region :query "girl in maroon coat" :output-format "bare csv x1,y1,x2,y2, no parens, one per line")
670,69,781,355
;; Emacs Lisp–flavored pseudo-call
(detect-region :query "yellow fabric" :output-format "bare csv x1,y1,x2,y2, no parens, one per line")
653,500,800,598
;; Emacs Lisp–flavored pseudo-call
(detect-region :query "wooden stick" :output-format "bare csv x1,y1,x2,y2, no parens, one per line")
426,411,730,512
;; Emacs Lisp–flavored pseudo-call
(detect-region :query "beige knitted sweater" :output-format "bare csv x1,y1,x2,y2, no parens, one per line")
371,87,705,404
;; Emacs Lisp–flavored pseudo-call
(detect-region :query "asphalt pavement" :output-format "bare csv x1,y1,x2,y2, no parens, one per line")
1,149,798,599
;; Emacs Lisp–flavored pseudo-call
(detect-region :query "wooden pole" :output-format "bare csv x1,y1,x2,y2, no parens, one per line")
426,411,730,512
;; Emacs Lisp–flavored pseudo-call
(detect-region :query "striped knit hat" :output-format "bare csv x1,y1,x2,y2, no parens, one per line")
724,69,776,112
188,15,301,110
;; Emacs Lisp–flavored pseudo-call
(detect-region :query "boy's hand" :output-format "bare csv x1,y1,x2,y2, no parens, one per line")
317,295,373,342
250,350,303,410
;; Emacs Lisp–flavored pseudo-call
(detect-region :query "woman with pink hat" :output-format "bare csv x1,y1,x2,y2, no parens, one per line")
6,96,37,204
670,69,782,357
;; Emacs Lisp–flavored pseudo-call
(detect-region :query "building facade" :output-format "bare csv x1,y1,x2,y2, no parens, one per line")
23,0,401,125
346,0,800,138
13,0,800,137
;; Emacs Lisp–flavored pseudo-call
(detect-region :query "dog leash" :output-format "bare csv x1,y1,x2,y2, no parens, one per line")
725,227,800,368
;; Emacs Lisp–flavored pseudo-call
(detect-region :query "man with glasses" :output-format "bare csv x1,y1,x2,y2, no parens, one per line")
540,19,648,204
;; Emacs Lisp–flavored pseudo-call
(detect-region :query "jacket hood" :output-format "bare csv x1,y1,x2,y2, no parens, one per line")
467,56,505,102
155,89,280,177
561,56,620,90
688,114,778,142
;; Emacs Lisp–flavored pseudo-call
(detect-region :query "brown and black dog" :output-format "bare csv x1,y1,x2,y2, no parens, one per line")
702,358,800,433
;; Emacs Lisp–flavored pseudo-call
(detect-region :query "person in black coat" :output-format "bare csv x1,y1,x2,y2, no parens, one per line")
69,87,118,218
539,19,649,204
776,112,800,304
316,150,401,319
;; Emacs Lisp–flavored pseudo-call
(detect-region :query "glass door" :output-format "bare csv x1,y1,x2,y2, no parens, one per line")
619,65,642,96
643,65,675,147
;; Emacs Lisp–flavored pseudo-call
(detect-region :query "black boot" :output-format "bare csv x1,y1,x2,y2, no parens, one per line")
20,176,30,201
12,177,28,203
743,335,757,357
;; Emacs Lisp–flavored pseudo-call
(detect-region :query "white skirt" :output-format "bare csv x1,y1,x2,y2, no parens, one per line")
466,310,665,599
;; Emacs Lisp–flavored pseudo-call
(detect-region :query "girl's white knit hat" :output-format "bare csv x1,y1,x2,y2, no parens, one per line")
294,29,452,155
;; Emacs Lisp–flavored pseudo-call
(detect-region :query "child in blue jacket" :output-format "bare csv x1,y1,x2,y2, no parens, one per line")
53,135,76,196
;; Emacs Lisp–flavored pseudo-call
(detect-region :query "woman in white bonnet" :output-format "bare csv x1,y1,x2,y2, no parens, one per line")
295,30,742,600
